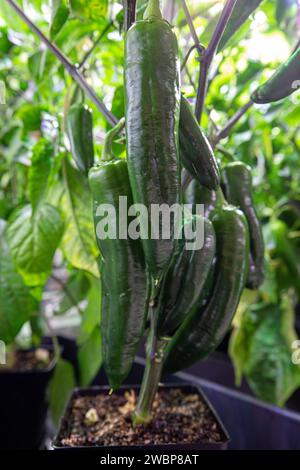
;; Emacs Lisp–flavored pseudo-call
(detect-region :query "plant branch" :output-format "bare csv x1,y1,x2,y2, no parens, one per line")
51,274,84,317
181,0,205,55
123,0,137,32
78,21,114,70
214,100,253,144
5,0,117,126
195,0,238,123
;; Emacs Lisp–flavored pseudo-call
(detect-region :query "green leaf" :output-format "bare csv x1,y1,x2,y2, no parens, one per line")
49,358,76,425
78,327,102,386
0,225,36,344
28,139,53,211
55,271,90,315
230,298,300,406
16,104,45,133
218,0,264,51
69,0,108,21
6,203,64,283
59,159,99,277
50,0,70,40
78,277,101,344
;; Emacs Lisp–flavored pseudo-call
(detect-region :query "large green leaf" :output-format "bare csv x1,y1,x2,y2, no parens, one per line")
218,0,264,51
78,277,101,344
69,0,108,21
28,139,53,212
7,203,64,282
78,327,102,386
230,298,300,406
49,358,76,425
49,0,70,40
0,223,36,344
59,159,99,277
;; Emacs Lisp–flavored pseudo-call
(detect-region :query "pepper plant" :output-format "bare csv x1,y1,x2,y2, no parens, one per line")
0,0,300,421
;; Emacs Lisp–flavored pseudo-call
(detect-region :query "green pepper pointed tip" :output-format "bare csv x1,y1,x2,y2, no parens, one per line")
143,0,163,20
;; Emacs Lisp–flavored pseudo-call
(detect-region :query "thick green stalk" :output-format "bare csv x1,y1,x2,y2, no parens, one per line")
133,336,167,424
101,118,125,161
132,280,167,424
143,0,162,20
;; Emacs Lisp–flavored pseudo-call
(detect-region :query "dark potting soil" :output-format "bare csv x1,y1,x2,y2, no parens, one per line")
0,348,53,372
59,388,223,447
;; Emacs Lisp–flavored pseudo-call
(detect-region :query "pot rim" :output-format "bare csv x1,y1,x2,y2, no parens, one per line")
52,382,230,450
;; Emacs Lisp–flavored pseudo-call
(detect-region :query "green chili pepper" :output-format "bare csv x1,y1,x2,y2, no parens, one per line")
66,103,94,176
222,162,264,289
157,215,216,338
164,205,249,373
89,119,150,390
179,96,220,190
252,48,300,104
124,0,181,280
184,178,217,218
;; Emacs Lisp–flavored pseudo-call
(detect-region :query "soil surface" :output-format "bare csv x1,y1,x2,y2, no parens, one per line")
58,388,224,447
0,348,53,372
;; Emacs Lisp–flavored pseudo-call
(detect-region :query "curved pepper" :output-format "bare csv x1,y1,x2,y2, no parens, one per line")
179,96,220,190
252,48,300,104
164,205,249,373
66,103,94,175
89,119,150,390
157,215,216,338
184,178,217,218
222,162,264,289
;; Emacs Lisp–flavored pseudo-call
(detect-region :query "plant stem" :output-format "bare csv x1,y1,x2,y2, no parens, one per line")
5,0,117,127
101,118,126,161
195,0,238,123
123,0,137,31
78,21,114,70
181,0,205,56
132,280,167,424
214,100,253,144
133,335,167,424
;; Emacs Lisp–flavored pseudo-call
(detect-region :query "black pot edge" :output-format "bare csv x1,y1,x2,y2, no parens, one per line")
52,383,230,451
0,343,57,377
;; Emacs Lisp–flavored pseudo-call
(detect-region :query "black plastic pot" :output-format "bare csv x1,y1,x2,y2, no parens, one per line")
0,348,56,450
52,383,230,451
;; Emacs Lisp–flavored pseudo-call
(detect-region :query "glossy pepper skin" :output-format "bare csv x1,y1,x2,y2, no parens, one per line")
252,48,300,104
164,206,249,373
125,6,181,280
157,215,216,338
66,103,94,175
179,96,220,190
222,162,264,289
89,121,149,391
184,178,217,218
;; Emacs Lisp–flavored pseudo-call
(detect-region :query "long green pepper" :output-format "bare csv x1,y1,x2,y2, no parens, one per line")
157,215,216,338
125,0,181,280
164,205,250,373
89,119,150,391
222,162,264,289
